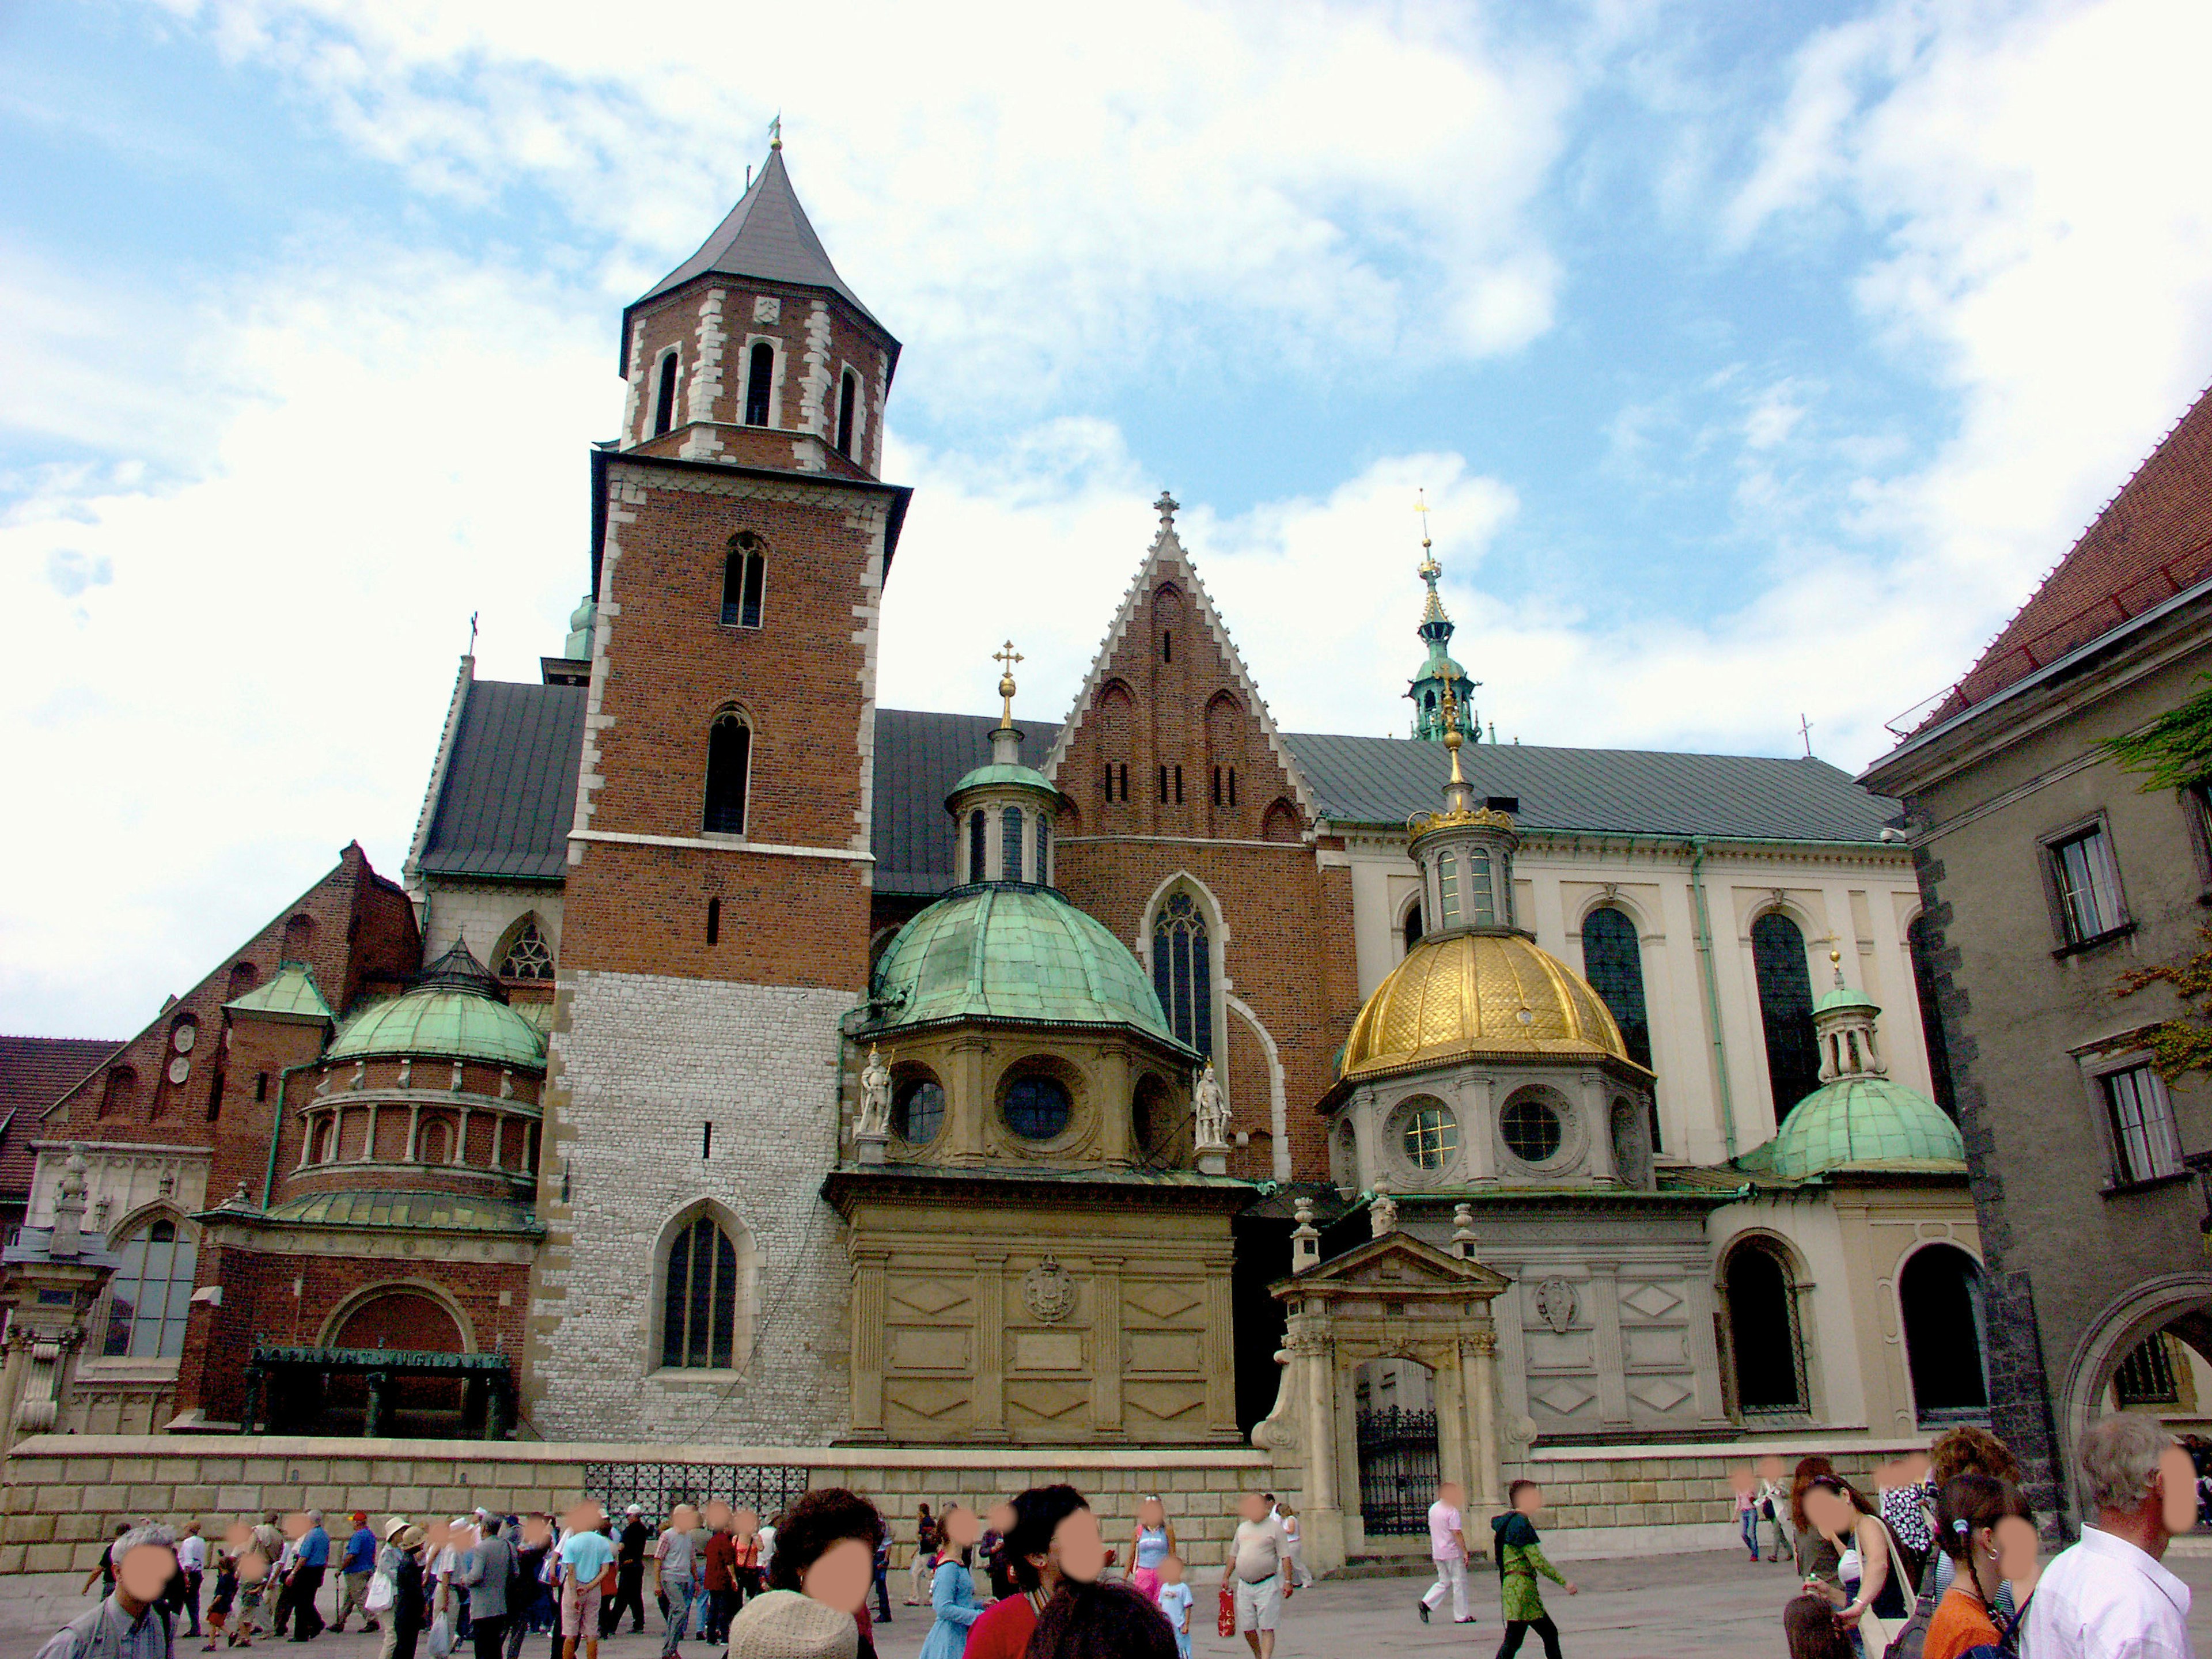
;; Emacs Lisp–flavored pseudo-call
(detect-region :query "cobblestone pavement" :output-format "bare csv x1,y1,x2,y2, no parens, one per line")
11,1548,2212,1659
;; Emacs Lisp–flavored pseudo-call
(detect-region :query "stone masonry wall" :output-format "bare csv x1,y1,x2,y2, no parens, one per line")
526,969,853,1444
0,1437,1271,1577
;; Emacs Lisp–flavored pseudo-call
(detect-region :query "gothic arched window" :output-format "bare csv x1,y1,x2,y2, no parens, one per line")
1724,1239,1806,1414
1002,806,1024,882
1152,892,1212,1059
102,1218,197,1359
661,1211,740,1370
1403,903,1424,951
703,713,752,835
653,349,679,437
1751,912,1821,1116
1581,907,1653,1071
722,532,766,628
499,918,555,980
744,342,774,426
835,369,858,457
968,810,987,883
1437,853,1460,926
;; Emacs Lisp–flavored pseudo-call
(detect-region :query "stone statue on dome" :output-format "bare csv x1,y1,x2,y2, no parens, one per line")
1192,1062,1229,1150
858,1044,892,1139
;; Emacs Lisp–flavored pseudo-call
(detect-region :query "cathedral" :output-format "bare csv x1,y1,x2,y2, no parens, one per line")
4,146,1990,1562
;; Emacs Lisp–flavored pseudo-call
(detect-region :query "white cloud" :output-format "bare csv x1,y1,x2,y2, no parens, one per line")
161,0,1577,413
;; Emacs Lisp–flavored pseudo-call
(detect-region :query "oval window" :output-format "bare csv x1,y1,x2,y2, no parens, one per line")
1003,1074,1072,1140
893,1078,946,1145
1400,1105,1458,1171
1502,1096,1564,1164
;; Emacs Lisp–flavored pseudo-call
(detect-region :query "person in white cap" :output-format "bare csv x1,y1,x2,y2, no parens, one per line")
608,1506,651,1637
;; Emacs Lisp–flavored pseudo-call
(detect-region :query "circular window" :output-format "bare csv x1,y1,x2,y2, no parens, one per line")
1400,1105,1459,1171
893,1078,945,1145
1003,1074,1073,1140
1502,1096,1564,1164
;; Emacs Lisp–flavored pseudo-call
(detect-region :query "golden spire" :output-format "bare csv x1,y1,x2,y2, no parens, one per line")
1415,490,1446,625
993,640,1024,729
1441,683,1466,784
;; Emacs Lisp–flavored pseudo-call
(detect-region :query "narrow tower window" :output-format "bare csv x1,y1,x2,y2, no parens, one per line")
703,714,751,835
1037,819,1051,885
835,369,858,457
1468,849,1496,926
706,896,721,945
722,533,766,628
968,810,987,883
1158,764,1169,802
1228,767,1237,806
744,342,774,426
1002,806,1024,882
1162,632,1172,662
653,349,679,437
1438,853,1460,926
1173,765,1184,804
1118,763,1128,801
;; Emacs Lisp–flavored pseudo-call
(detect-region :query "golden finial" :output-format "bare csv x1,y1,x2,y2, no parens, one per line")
769,112,783,151
993,640,1024,729
1415,489,1439,581
1441,683,1466,783
1829,946,1845,988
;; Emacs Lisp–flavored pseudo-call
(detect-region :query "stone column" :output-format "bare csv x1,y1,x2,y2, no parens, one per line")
361,1103,378,1162
363,1370,388,1438
954,1040,991,1161
1097,1049,1132,1166
1462,1330,1502,1509
1090,1256,1124,1436
1590,1263,1631,1430
0,1328,26,1456
1433,1342,1471,1498
850,1247,889,1440
1203,1260,1236,1438
973,1251,1007,1440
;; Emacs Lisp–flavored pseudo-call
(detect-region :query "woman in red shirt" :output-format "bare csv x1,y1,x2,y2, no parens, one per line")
1923,1474,2035,1659
964,1486,1103,1659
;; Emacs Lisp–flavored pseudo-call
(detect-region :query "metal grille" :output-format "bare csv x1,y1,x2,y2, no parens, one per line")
1356,1408,1438,1536
584,1463,813,1522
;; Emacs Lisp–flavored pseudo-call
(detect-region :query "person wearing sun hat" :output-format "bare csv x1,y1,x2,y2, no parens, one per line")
726,1590,858,1659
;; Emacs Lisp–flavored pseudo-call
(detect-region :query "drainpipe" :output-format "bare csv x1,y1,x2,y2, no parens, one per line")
261,1062,321,1209
1688,837,1738,1160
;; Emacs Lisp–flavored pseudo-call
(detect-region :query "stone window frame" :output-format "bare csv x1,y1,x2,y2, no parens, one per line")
2074,1037,2190,1193
832,360,866,460
647,1199,760,1380
1393,888,1425,962
1137,873,1230,1088
994,1054,1085,1151
85,1200,201,1370
650,345,683,439
493,912,557,982
1384,1092,1461,1187
1892,1236,1994,1429
1495,1083,1584,1176
701,703,756,840
740,333,783,428
1714,1227,1818,1423
2039,809,2134,953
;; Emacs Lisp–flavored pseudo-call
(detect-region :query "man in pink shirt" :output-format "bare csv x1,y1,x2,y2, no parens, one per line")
1419,1480,1475,1625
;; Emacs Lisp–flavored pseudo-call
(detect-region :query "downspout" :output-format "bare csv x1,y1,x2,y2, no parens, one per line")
1688,837,1738,1160
261,1061,321,1209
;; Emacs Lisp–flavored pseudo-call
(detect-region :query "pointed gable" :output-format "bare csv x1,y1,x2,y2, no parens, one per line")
1271,1229,1512,1303
1045,493,1317,835
1927,381,2212,726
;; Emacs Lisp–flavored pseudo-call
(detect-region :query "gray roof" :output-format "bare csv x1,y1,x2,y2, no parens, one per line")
418,679,588,881
410,690,1900,900
626,150,888,365
1289,733,1900,843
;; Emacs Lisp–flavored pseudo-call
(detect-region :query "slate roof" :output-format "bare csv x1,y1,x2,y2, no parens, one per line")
0,1036,123,1201
1923,381,2212,728
417,679,588,882
873,710,1001,896
1287,733,1899,843
623,149,891,372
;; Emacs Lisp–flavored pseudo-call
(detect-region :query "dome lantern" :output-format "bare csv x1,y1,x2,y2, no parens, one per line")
944,642,1063,887
1406,685,1522,938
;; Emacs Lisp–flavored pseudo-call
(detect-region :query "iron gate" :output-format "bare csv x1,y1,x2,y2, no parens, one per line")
1356,1407,1438,1535
584,1463,813,1522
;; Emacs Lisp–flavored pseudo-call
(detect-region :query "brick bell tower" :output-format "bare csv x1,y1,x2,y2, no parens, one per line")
527,139,911,1442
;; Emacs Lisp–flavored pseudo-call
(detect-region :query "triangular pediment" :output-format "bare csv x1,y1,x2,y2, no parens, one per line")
1271,1229,1511,1301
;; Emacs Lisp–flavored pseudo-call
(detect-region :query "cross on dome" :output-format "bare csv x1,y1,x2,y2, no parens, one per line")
994,640,1024,729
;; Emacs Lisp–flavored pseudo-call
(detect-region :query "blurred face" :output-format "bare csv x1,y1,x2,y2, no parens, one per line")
1874,1454,1930,1493
1158,1556,1184,1586
2161,1446,2199,1532
732,1509,758,1542
668,1506,698,1535
1138,1498,1165,1529
283,1513,310,1541
941,1508,981,1549
1731,1466,1755,1498
117,1543,178,1605
1514,1485,1546,1520
1238,1494,1268,1525
1804,1486,1856,1543
563,1502,606,1539
801,1538,873,1613
703,1501,734,1534
1994,1516,2040,1594
986,1502,1015,1536
1759,1456,1787,1483
425,1521,452,1556
1437,1482,1464,1509
522,1517,554,1550
1052,1509,1105,1586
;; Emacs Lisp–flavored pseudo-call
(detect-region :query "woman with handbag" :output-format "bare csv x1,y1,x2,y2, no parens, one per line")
1803,1475,1908,1653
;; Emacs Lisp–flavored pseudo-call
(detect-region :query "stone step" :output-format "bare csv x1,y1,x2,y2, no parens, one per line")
1325,1554,1491,1580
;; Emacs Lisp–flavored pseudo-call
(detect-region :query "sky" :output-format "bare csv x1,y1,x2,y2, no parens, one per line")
6,0,2212,1037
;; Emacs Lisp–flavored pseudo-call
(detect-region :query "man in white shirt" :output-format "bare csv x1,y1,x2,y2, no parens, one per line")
176,1521,208,1639
1419,1480,1473,1625
2027,1412,2198,1659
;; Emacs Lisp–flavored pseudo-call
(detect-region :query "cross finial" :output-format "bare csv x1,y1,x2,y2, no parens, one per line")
1798,713,1814,758
993,640,1024,729
769,112,783,151
1154,490,1178,531
467,610,479,657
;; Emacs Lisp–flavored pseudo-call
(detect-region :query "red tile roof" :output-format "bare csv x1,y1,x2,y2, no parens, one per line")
1923,382,2212,729
0,1036,124,1201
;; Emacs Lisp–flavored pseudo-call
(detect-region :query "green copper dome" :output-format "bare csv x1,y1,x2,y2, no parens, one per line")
563,593,596,659
949,761,1058,798
869,885,1191,1051
1815,980,1880,1015
327,940,547,1071
1743,1075,1964,1181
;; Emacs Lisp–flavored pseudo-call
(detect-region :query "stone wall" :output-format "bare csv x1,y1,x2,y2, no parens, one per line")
1512,1438,1924,1540
0,1435,1271,1576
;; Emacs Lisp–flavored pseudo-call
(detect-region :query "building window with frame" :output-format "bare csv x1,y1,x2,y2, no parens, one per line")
835,369,859,457
498,918,555,980
652,349,679,438
101,1218,198,1359
661,1211,741,1369
2115,1332,2183,1407
1581,906,1653,1073
2051,823,2126,944
2105,1062,2184,1184
1724,1240,1808,1414
1002,805,1024,882
702,714,751,835
744,342,775,426
1468,849,1496,926
1751,911,1822,1116
968,810,987,883
1152,891,1213,1059
722,533,766,628
1036,818,1052,886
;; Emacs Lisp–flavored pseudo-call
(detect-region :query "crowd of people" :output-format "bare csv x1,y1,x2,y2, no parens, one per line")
32,1410,2207,1659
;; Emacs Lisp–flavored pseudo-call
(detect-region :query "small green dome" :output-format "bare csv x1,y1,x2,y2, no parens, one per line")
563,593,596,659
949,761,1058,799
1815,982,1880,1015
328,940,547,1070
869,885,1190,1050
1749,1076,1964,1180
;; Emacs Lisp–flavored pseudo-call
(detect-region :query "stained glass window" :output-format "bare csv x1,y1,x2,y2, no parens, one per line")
1152,892,1212,1058
662,1213,739,1369
499,919,554,980
102,1219,197,1359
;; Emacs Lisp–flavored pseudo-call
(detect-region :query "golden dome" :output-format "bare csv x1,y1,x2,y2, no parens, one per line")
1340,931,1635,1081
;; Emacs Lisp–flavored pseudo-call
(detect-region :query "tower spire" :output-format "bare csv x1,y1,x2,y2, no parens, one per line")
1406,491,1478,743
